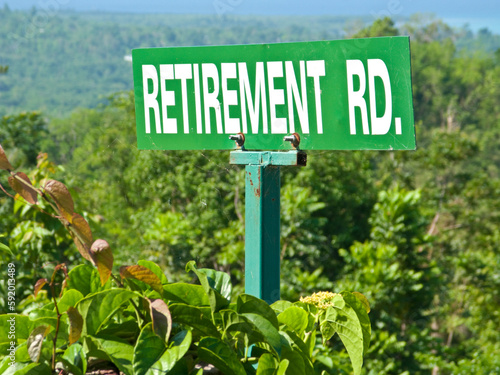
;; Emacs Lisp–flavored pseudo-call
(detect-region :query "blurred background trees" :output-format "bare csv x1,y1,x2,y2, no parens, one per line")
1,11,499,374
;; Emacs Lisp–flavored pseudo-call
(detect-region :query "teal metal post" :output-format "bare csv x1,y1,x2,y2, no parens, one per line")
230,150,306,304
245,163,280,303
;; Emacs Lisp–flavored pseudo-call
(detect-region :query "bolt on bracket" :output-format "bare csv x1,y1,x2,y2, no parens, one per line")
283,133,300,149
229,133,245,148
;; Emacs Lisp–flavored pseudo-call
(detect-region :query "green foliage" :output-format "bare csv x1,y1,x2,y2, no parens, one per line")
0,112,48,168
351,17,398,38
0,148,371,374
0,13,499,374
337,187,440,374
0,259,371,375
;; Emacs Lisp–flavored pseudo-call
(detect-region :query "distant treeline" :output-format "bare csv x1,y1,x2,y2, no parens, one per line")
0,7,498,116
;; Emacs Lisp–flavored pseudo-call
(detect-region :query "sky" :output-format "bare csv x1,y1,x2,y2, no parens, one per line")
0,0,499,32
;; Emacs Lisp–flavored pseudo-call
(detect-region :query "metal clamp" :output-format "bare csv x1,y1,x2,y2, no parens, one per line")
283,133,300,149
229,133,245,148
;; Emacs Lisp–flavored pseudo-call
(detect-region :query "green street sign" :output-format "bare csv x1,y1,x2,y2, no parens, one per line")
132,36,415,151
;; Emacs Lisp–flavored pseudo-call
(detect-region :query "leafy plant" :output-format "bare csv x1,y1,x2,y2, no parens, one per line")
0,145,371,374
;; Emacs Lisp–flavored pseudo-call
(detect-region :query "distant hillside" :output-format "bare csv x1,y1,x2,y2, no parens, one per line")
0,9,354,116
0,8,498,117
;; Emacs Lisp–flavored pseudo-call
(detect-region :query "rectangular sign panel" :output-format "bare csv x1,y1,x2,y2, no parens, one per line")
132,37,415,150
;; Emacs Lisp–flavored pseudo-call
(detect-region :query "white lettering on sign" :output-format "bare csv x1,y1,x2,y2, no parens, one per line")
202,63,223,134
160,64,176,134
239,62,268,134
286,60,308,134
141,60,325,135
193,64,203,134
268,61,287,134
368,59,392,135
346,59,401,135
142,65,161,134
174,64,192,134
221,62,240,134
306,60,325,134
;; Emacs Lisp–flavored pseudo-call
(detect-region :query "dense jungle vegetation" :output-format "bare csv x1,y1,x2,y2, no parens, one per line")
0,6,499,374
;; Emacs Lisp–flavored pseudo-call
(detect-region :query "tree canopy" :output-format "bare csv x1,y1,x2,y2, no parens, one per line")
1,12,499,374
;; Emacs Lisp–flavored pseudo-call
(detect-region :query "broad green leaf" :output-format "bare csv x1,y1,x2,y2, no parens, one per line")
220,309,266,346
169,303,220,337
237,294,279,330
76,289,141,335
0,315,35,343
11,342,31,363
27,306,56,324
27,325,49,362
0,361,27,375
279,330,310,359
121,265,163,294
280,345,314,375
62,342,87,374
134,323,192,375
270,300,293,314
96,318,140,341
88,335,134,375
149,299,172,343
66,264,111,296
133,323,166,375
294,301,319,318
0,144,13,170
197,267,232,300
157,330,192,372
0,242,12,255
91,239,113,286
321,302,364,375
58,289,84,313
56,357,84,375
163,283,210,306
4,362,52,374
242,313,281,354
256,353,278,374
352,292,371,313
186,261,229,312
198,337,246,375
67,306,83,345
304,329,316,358
342,292,371,355
277,306,310,336
8,172,38,204
138,259,169,284
276,359,290,375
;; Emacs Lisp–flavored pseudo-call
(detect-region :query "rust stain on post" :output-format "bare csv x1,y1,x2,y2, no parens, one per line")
255,187,261,197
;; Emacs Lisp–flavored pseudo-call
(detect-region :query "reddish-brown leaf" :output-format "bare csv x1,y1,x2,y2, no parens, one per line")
67,306,83,345
44,180,74,221
70,213,94,264
91,239,113,286
8,172,38,204
120,265,163,294
0,144,13,171
34,278,48,298
149,298,172,343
